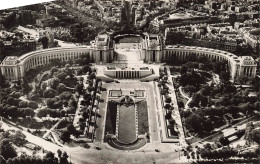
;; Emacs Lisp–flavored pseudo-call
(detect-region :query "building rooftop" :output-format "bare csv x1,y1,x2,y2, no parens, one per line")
96,34,109,46
1,56,18,65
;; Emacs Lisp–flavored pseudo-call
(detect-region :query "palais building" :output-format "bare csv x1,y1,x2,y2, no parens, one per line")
0,33,257,82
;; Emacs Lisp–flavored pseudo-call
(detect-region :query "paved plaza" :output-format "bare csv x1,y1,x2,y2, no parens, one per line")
114,43,143,67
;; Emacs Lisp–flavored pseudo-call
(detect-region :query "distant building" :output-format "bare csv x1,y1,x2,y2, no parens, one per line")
16,10,34,25
45,4,62,15
36,16,55,27
121,0,134,28
151,10,221,31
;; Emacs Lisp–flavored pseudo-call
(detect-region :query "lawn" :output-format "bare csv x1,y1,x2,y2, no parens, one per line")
137,101,149,135
105,101,118,135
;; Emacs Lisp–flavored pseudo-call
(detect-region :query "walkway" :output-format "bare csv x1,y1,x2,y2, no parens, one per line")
43,119,62,139
179,86,192,110
166,67,186,147
73,75,89,128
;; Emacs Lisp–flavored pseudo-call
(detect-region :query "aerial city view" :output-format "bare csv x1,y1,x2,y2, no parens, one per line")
0,0,259,163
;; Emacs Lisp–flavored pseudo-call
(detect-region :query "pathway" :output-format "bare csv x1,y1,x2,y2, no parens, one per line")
73,75,89,128
166,67,186,147
179,86,192,110
43,119,62,139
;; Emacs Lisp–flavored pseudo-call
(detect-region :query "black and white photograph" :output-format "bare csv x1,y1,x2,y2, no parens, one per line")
0,0,259,163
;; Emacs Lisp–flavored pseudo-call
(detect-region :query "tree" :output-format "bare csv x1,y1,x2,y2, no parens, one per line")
37,107,49,118
69,100,77,109
10,92,22,99
249,129,260,144
82,65,91,73
76,83,84,94
50,67,59,77
0,156,5,164
38,36,49,49
57,83,67,95
0,139,17,160
44,151,59,164
180,65,187,74
88,73,96,80
228,14,237,27
56,72,67,81
12,131,27,146
165,97,172,103
28,101,38,109
21,107,35,117
46,98,60,109
41,82,47,91
67,124,76,135
49,78,61,90
164,104,172,110
60,151,69,164
27,92,38,101
19,101,28,108
220,71,230,82
59,92,72,100
161,89,168,95
57,149,62,158
86,86,94,93
82,111,89,120
60,131,70,143
185,113,206,134
43,88,56,98
22,79,32,95
165,111,172,120
0,71,9,89
184,85,196,97
219,136,229,146
178,101,184,108
7,97,20,106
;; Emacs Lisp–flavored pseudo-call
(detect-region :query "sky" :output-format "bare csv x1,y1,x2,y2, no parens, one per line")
0,0,53,10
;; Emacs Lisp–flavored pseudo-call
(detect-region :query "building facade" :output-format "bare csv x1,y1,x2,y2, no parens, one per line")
0,33,257,82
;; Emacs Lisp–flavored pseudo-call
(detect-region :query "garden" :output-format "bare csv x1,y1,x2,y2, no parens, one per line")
136,101,149,135
170,60,260,144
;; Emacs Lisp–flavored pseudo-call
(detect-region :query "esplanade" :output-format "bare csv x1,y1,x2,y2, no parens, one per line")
0,33,257,81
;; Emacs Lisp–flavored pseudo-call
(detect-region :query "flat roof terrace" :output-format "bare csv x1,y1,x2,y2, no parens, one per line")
164,45,241,63
16,46,93,62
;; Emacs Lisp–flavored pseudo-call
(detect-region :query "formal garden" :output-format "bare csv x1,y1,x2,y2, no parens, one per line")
103,91,150,150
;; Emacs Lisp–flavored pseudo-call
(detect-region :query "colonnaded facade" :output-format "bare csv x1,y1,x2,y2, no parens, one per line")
0,33,257,81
